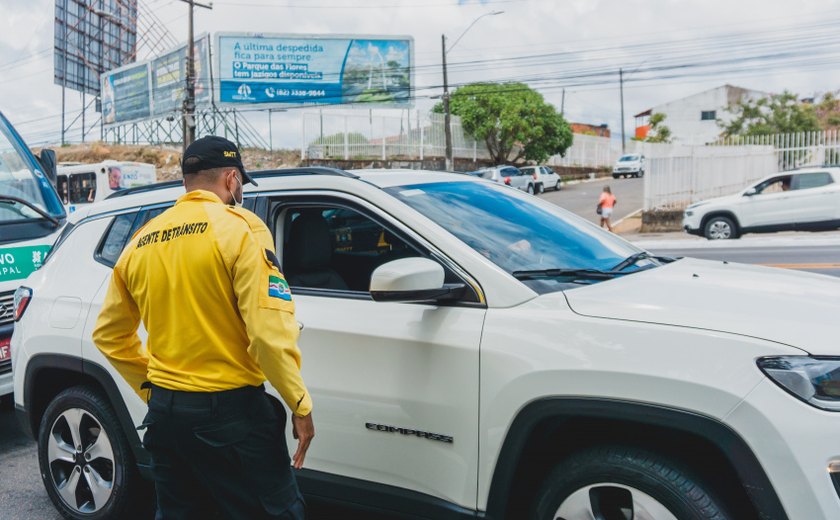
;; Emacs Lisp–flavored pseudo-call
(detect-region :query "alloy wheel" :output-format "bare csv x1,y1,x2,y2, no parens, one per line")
554,483,679,520
47,408,115,514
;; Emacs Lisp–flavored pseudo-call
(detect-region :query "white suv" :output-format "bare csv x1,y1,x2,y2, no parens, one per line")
520,165,562,193
684,167,840,239
11,167,840,520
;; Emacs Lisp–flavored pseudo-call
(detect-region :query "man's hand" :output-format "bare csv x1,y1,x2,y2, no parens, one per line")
291,413,315,469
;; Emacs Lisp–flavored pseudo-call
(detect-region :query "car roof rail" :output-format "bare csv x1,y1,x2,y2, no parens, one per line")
249,166,360,180
105,167,358,200
105,180,183,199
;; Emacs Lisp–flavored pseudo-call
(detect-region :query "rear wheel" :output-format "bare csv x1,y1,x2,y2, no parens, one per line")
532,446,732,520
38,386,151,519
527,184,535,195
704,216,738,240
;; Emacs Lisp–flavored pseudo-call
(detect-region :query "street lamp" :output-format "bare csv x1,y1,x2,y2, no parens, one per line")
441,10,504,171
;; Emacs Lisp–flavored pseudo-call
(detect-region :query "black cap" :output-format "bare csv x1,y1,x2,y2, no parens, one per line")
182,135,258,186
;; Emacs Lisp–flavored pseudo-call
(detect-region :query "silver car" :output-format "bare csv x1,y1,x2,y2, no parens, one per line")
469,165,531,192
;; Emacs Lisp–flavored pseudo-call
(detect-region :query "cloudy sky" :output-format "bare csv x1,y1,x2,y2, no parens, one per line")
2,0,840,148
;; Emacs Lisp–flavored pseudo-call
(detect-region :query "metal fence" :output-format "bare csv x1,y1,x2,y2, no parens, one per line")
712,130,840,170
645,145,778,211
302,111,489,161
644,130,840,210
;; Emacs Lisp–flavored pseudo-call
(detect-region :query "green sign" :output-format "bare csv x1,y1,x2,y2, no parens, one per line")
0,245,52,282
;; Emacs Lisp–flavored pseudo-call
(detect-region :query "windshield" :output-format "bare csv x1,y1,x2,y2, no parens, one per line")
385,180,643,293
619,155,639,162
0,114,65,224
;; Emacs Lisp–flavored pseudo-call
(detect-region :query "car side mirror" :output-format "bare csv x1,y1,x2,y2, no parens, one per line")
38,149,58,187
744,188,757,196
370,257,465,303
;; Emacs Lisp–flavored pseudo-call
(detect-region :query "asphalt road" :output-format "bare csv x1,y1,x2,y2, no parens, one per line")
645,243,840,277
539,175,644,226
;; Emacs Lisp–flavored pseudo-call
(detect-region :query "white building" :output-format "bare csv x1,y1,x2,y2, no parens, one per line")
634,84,769,145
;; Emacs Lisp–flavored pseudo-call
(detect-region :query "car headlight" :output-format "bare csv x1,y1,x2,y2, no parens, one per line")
757,356,840,411
684,210,694,217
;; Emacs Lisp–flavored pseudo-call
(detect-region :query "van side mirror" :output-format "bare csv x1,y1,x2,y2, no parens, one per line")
370,258,465,303
744,188,757,196
38,149,58,186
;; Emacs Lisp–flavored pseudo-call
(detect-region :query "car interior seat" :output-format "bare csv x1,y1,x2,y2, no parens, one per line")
284,210,349,290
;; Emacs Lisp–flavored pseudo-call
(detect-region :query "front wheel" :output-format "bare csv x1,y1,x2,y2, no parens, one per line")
554,180,562,191
38,386,150,520
704,216,738,240
532,446,732,520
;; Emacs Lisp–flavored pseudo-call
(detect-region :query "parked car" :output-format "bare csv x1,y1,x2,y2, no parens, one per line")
470,165,531,192
683,167,840,239
520,165,562,193
12,167,840,520
612,154,645,178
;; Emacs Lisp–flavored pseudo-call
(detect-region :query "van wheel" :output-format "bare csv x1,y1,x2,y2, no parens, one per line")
527,184,535,195
704,216,738,240
38,386,151,520
555,180,562,191
532,446,731,520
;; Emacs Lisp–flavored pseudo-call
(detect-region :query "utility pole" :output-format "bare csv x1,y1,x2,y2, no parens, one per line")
441,34,452,171
619,68,626,153
440,11,503,172
560,88,566,117
178,0,212,152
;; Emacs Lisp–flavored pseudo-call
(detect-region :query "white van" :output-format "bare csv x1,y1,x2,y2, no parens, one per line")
57,161,157,212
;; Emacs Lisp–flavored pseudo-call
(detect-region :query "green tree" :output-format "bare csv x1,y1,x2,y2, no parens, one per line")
645,112,672,143
815,91,840,129
719,90,820,137
433,82,573,164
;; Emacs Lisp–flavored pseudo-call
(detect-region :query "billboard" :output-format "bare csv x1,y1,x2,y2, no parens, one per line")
216,33,413,107
100,35,211,125
54,0,138,95
151,37,212,117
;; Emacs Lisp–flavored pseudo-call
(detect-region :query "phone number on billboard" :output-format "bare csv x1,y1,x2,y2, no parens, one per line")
269,89,326,97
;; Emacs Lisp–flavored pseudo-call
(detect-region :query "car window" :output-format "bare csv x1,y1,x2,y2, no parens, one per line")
792,172,834,190
619,155,639,162
753,175,792,195
96,213,139,267
542,167,553,175
95,205,172,268
279,204,423,293
502,167,521,176
386,181,641,294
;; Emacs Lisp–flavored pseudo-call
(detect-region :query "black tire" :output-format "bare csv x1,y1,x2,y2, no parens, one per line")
537,183,544,194
532,446,732,520
639,169,645,178
527,184,535,195
554,180,562,191
612,174,619,179
38,385,152,520
703,215,738,240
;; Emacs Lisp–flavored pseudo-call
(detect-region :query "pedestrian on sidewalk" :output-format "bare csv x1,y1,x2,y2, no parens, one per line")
598,185,617,232
93,136,313,520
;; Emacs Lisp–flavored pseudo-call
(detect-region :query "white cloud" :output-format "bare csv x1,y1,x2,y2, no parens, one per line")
2,0,840,147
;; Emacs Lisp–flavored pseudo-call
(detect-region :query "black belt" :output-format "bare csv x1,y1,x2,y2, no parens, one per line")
144,382,265,406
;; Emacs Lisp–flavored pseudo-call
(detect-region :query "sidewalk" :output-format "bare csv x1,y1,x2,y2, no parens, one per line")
613,211,840,248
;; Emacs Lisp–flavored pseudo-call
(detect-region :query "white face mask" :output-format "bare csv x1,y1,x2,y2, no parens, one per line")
228,174,243,207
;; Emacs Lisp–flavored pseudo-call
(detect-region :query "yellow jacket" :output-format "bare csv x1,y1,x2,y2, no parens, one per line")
93,190,311,417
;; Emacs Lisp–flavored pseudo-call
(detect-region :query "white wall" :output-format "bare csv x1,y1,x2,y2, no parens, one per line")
649,86,766,145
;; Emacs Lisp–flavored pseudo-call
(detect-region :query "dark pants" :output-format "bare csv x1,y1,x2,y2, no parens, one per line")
141,384,305,520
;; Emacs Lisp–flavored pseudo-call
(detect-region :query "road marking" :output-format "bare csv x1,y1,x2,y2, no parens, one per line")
760,263,840,270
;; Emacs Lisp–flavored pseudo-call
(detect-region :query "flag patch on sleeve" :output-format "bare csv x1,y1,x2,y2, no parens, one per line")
268,275,292,301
